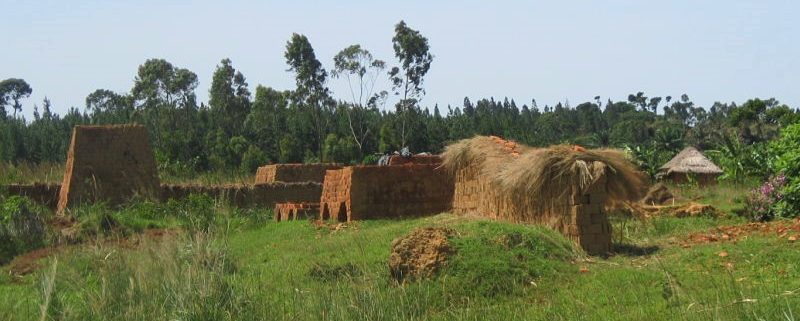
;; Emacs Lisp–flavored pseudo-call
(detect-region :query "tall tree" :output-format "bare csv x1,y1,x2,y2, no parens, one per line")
285,33,331,158
209,58,251,137
0,78,33,118
389,20,433,148
332,44,386,153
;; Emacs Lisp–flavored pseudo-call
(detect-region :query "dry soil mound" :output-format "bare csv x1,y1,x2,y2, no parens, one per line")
389,227,455,283
641,183,674,205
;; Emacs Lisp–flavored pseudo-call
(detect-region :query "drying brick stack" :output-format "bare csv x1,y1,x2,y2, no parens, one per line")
254,163,342,184
57,124,160,213
443,136,645,255
319,165,454,222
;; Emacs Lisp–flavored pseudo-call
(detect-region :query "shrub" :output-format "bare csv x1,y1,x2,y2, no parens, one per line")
0,196,49,264
167,194,216,232
743,174,786,221
768,123,800,217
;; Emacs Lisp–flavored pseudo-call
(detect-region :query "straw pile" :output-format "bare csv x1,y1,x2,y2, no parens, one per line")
441,136,647,219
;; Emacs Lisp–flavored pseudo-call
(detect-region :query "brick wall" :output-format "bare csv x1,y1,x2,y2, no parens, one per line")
386,154,443,166
2,183,62,209
319,165,454,222
57,125,160,213
160,182,322,208
254,163,343,184
452,161,612,255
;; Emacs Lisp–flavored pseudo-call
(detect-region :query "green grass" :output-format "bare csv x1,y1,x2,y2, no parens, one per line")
0,162,64,185
1,181,798,320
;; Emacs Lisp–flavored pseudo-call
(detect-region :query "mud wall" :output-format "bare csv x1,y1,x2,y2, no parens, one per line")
452,161,611,255
254,163,343,184
160,182,322,208
2,183,62,209
386,154,443,166
57,125,160,213
319,165,454,222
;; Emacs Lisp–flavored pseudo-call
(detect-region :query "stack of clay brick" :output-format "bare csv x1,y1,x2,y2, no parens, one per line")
161,182,322,208
447,135,615,255
319,165,454,222
255,163,342,184
274,202,320,221
385,154,443,166
489,135,522,157
2,183,62,209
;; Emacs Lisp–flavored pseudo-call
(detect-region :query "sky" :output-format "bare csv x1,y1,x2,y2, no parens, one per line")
3,0,799,119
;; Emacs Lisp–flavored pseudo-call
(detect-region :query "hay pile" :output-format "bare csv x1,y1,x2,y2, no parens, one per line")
441,136,647,220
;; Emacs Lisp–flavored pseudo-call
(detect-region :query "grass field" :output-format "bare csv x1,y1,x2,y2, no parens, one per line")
2,181,798,321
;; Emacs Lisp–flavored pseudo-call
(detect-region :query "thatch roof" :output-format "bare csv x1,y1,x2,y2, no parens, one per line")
441,136,648,217
659,147,723,175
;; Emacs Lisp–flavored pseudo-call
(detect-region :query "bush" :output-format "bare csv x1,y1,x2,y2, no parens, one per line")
167,194,216,232
743,175,786,221
0,196,49,264
768,123,800,217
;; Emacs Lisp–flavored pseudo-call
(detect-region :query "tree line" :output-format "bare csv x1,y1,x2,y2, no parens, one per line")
1,21,798,180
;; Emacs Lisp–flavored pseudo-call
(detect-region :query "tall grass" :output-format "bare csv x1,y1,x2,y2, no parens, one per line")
0,162,64,185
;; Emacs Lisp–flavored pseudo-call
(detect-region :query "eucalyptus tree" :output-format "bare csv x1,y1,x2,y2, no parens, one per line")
285,33,332,157
332,44,386,153
209,58,251,138
0,78,33,118
389,20,433,148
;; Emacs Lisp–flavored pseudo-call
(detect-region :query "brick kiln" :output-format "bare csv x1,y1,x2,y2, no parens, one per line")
319,165,454,222
274,202,320,221
57,124,160,213
442,136,646,255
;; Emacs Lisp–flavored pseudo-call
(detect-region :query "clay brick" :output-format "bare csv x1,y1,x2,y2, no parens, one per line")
57,125,160,213
255,163,342,184
319,165,454,222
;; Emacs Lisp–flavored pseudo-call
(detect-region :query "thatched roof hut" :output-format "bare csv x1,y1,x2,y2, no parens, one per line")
659,147,722,186
441,136,647,255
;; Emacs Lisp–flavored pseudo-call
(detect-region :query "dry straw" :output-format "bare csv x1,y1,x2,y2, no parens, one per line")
441,136,647,220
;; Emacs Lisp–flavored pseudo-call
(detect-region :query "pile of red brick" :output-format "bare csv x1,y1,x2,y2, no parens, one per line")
254,163,342,184
319,165,454,222
274,202,321,221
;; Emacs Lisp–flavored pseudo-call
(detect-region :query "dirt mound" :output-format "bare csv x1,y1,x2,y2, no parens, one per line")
641,183,673,205
671,202,723,218
621,201,723,219
389,227,455,283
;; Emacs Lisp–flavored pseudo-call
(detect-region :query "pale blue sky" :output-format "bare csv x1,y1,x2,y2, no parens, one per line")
3,0,798,118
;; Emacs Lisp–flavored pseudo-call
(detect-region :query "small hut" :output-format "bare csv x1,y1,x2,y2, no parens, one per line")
441,136,646,255
659,147,723,186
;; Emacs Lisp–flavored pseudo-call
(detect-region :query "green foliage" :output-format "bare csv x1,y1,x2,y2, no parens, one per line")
240,145,268,172
0,196,49,264
167,194,216,233
624,144,672,178
707,133,770,181
769,123,800,217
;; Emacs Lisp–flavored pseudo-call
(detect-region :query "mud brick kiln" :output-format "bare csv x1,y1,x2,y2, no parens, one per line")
57,124,160,213
319,165,454,222
441,136,645,255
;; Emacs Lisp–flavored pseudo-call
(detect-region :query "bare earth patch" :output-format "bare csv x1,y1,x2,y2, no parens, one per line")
679,218,800,248
388,227,455,283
